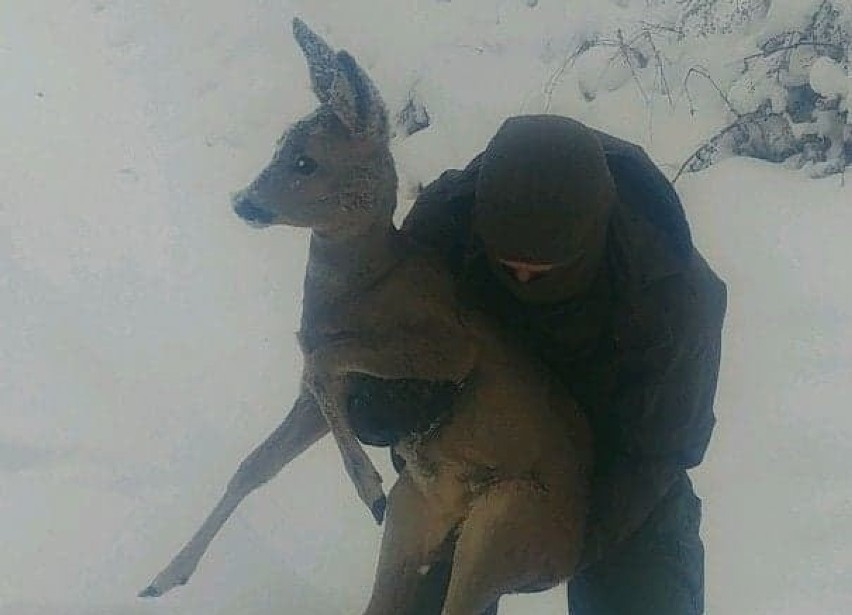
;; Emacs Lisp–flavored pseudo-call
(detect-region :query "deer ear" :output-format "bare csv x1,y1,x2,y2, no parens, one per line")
327,50,389,141
292,18,337,104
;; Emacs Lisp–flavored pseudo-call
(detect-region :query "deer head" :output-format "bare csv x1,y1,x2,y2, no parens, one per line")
232,19,397,237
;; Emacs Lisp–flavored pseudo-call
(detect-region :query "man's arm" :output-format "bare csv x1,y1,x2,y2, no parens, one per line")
582,256,726,567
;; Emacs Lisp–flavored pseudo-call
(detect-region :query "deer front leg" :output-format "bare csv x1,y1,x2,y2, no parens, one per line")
302,331,477,523
302,360,387,523
139,393,328,598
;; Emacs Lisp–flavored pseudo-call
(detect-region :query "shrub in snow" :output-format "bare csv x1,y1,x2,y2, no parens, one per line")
376,0,849,180
782,55,852,177
676,110,798,179
564,0,850,178
721,0,851,177
677,0,772,35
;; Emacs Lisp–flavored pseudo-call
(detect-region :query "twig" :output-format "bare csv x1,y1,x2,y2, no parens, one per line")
743,41,846,69
673,118,742,183
683,66,739,117
637,20,686,40
542,29,658,111
640,30,673,108
617,29,650,107
543,39,593,112
807,0,832,36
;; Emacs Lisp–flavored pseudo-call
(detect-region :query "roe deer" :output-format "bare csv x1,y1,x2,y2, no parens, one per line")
142,19,591,615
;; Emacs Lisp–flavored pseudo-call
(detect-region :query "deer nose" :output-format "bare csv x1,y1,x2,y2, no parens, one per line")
232,192,275,226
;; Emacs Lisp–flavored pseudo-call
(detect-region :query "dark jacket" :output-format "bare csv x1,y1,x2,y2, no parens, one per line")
394,132,727,562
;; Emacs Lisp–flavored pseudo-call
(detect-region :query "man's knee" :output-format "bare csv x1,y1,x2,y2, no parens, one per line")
568,473,704,614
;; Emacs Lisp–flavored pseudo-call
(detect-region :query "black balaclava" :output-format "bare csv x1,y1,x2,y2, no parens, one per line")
473,115,617,304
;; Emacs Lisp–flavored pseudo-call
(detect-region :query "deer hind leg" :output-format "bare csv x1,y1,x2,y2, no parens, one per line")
139,394,328,598
441,479,585,615
363,473,465,615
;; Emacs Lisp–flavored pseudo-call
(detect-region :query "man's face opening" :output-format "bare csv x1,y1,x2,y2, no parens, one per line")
497,259,557,283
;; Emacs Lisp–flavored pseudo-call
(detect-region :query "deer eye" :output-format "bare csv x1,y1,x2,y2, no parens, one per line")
292,155,317,176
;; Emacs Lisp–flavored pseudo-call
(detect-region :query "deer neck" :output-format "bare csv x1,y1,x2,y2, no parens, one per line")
301,151,401,314
303,218,402,312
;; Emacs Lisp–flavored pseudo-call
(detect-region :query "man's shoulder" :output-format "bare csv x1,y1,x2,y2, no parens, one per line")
402,152,484,227
595,130,694,262
399,153,484,265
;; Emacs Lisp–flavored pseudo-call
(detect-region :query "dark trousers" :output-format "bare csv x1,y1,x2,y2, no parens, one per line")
568,472,705,614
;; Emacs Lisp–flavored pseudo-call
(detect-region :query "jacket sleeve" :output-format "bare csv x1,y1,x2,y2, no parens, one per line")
616,253,726,468
581,253,726,567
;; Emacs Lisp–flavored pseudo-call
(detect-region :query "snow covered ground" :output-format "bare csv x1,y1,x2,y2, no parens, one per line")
2,1,850,613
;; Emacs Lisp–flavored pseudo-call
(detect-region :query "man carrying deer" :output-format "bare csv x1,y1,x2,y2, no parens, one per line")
142,18,726,615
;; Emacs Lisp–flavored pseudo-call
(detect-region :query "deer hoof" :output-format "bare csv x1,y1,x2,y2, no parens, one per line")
371,494,387,524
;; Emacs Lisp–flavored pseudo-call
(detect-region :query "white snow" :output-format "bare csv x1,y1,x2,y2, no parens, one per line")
2,1,850,614
810,56,851,108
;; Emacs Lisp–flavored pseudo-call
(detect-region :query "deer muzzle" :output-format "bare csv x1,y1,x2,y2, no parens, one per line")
232,189,276,228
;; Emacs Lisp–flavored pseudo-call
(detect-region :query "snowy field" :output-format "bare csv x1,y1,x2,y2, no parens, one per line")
2,1,850,613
